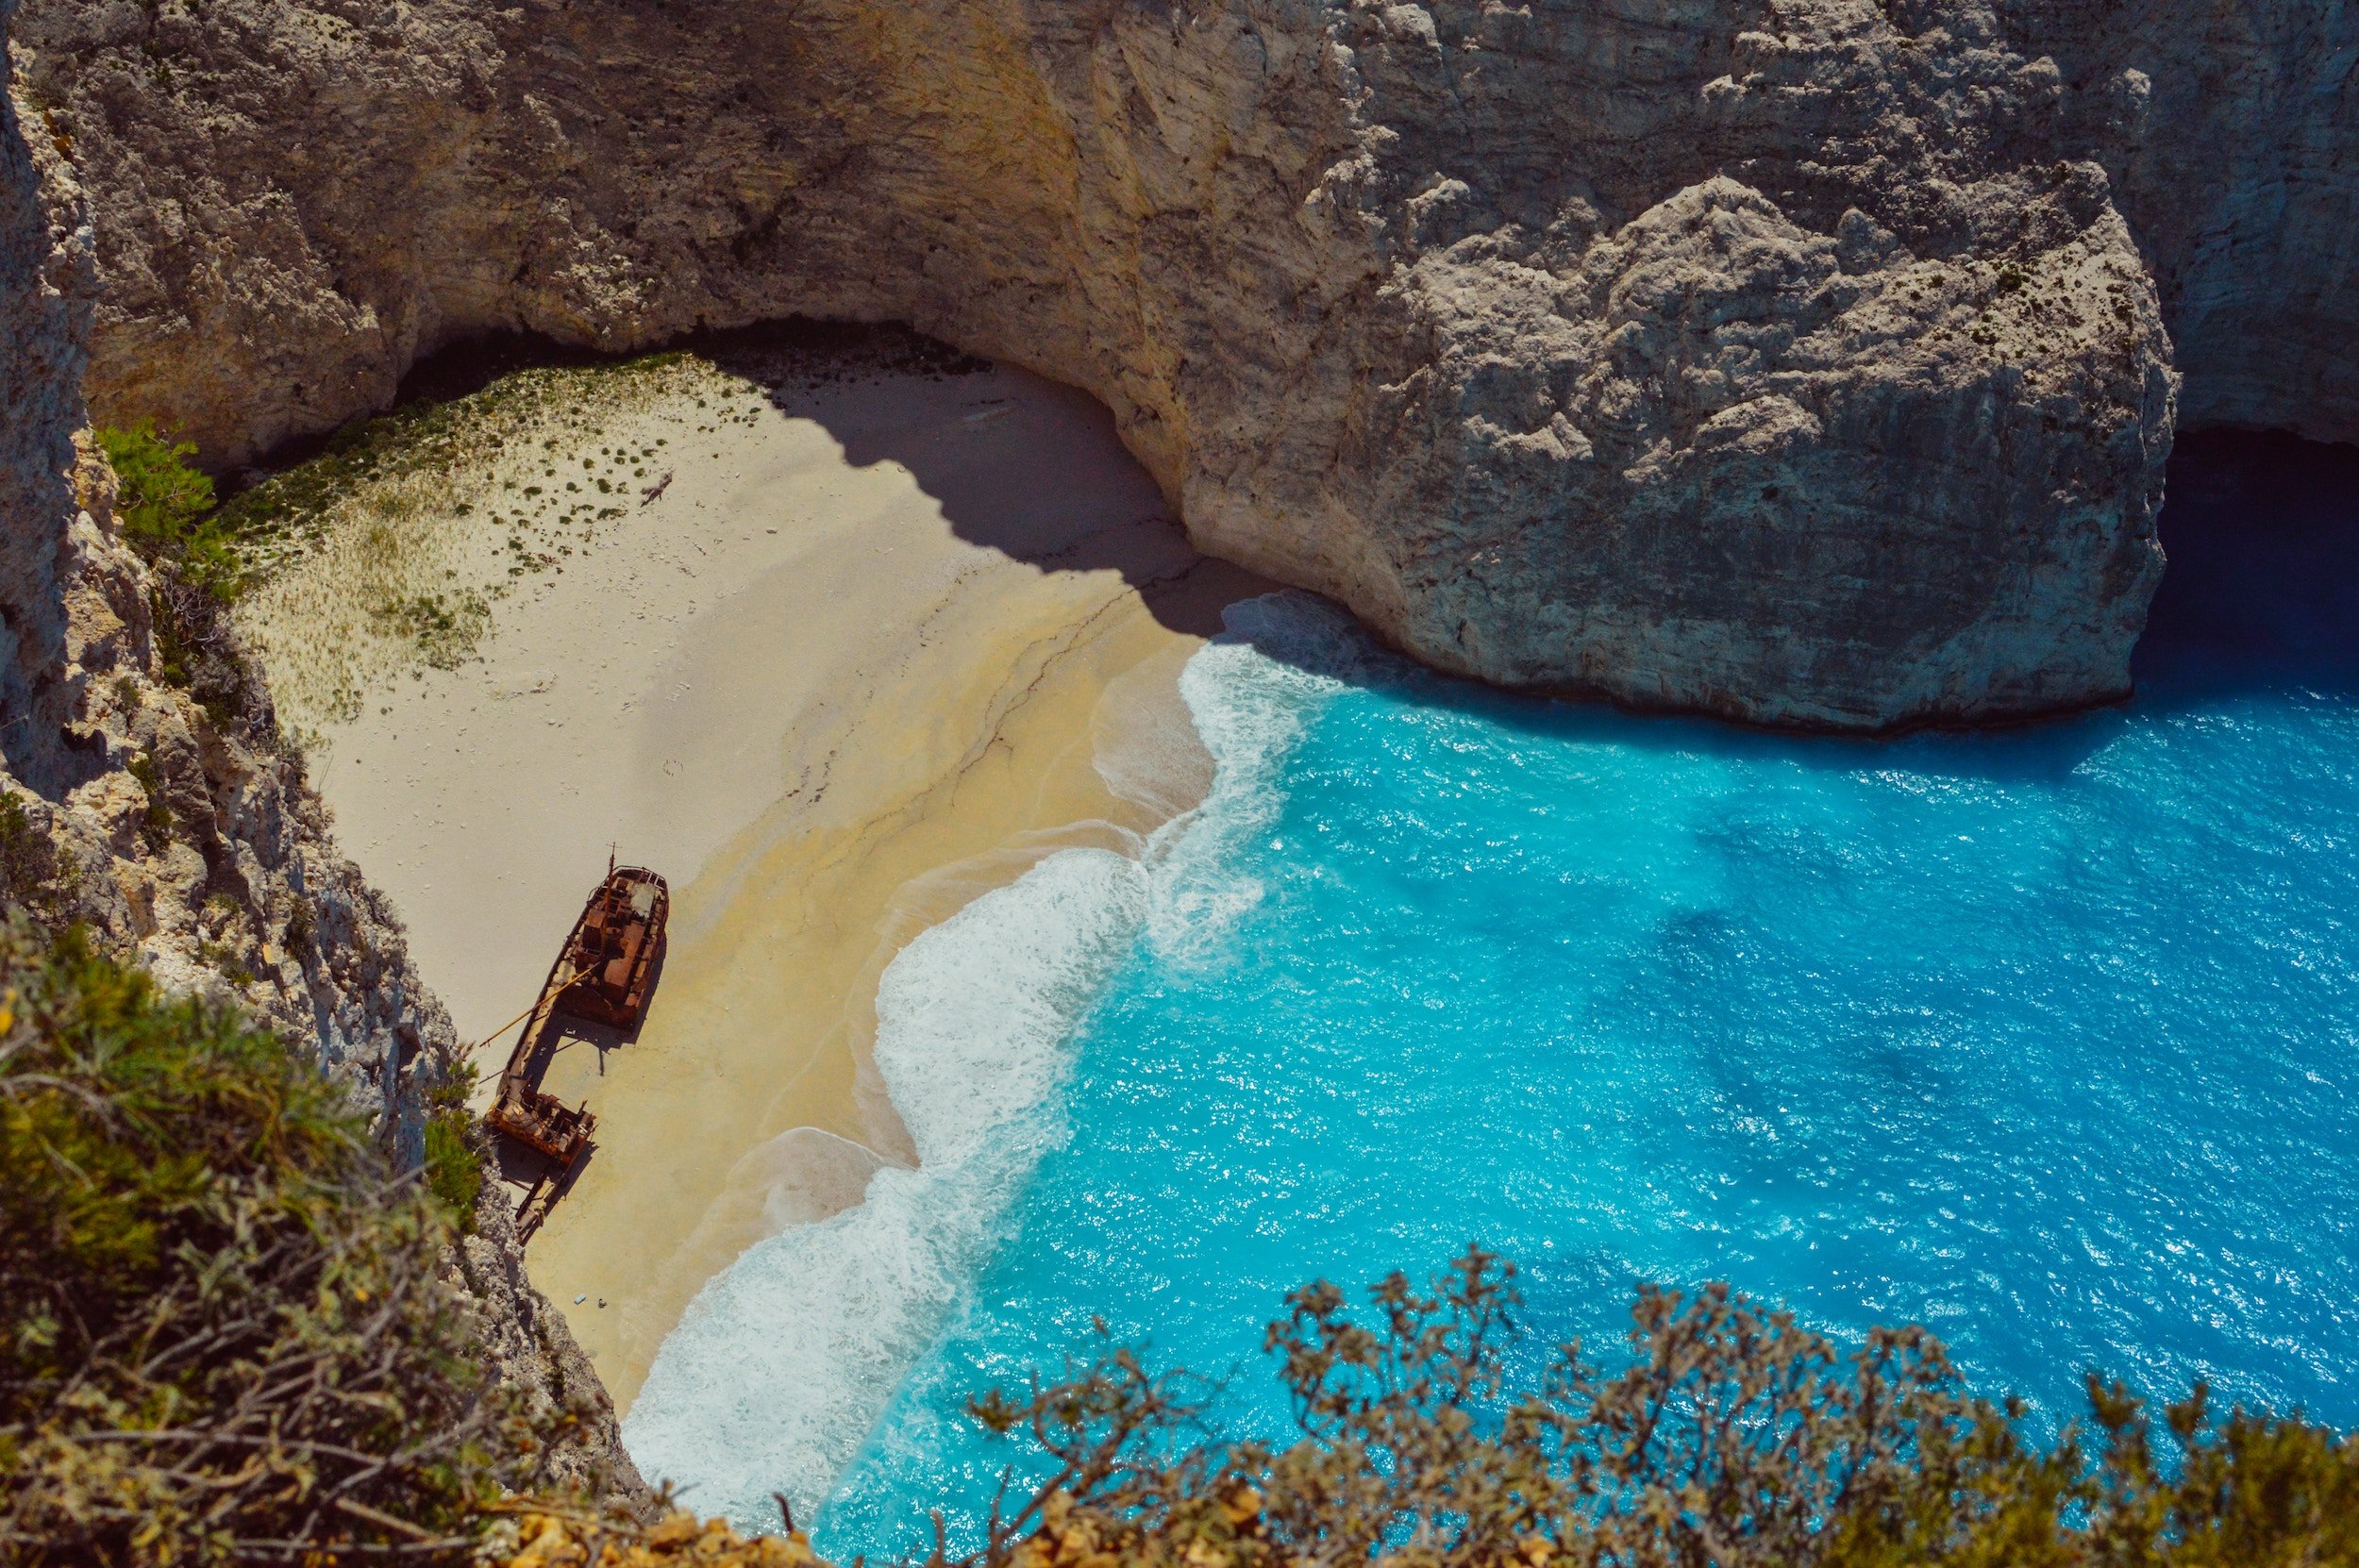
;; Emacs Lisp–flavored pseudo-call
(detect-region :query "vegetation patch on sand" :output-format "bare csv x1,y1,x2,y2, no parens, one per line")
224,352,779,742
100,322,996,747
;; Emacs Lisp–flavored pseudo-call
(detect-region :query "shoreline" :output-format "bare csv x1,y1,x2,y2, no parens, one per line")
527,556,1257,1412
239,342,1269,1412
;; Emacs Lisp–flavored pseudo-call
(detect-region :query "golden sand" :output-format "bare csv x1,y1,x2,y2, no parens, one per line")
244,346,1266,1412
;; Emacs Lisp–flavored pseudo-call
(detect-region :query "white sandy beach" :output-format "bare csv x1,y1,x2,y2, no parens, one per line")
242,342,1266,1411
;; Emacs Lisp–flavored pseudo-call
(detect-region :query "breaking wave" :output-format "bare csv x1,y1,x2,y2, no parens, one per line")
620,593,1348,1531
630,443,2359,1558
620,848,1151,1526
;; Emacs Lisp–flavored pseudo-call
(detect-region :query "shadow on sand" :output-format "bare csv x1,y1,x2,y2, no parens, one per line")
381,326,2359,781
385,318,1252,641
703,322,1258,640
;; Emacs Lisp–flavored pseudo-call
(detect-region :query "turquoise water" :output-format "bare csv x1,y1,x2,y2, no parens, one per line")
624,438,2359,1546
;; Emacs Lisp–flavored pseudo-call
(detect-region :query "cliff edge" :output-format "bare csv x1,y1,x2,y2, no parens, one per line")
26,0,2346,727
0,0,644,1502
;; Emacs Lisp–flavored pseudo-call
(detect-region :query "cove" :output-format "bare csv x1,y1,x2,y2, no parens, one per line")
625,434,2359,1546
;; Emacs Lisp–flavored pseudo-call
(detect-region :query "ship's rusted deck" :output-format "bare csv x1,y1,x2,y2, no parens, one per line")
484,859,669,1240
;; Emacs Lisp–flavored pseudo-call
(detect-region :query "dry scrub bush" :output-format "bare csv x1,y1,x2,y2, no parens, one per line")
1,920,2351,1566
488,1506,822,1568
0,926,545,1563
961,1250,2359,1568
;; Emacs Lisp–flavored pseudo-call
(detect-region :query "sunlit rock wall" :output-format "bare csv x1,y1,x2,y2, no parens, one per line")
14,0,2343,727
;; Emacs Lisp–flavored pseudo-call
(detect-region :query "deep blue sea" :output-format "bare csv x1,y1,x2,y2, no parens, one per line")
623,435,2359,1548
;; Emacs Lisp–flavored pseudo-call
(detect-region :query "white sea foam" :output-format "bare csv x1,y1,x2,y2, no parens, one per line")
622,848,1148,1527
1146,593,1368,962
622,592,1370,1529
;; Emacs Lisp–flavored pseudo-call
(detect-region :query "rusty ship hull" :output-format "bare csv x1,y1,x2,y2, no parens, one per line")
486,861,670,1237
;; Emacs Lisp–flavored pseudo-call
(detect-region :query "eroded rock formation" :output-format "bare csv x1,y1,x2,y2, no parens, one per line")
7,1,2352,726
2020,0,2359,442
0,3,643,1499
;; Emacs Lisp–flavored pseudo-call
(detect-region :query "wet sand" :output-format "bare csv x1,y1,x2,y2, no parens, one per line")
259,349,1265,1410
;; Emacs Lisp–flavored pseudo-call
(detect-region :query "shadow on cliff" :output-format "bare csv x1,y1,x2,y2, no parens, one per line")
382,327,2359,783
2131,429,2359,708
1202,428,2359,789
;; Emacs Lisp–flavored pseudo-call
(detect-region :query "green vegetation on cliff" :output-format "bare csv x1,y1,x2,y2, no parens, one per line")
96,424,239,602
424,1067,487,1236
0,926,533,1562
0,926,2349,1565
94,425,260,732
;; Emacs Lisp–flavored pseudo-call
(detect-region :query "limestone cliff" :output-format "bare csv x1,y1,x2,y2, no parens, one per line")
2011,0,2359,443
0,2,643,1501
47,0,2336,727
9,0,2356,722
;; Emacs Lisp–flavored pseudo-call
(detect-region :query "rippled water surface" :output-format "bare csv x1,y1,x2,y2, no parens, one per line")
625,436,2359,1548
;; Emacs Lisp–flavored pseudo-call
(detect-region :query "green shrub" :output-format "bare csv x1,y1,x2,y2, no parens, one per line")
95,423,241,602
122,748,173,850
425,1107,485,1234
0,793,46,909
0,925,529,1563
146,585,198,694
281,895,317,959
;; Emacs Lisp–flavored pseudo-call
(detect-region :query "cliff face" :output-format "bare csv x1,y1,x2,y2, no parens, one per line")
5,1,2348,727
0,1,641,1500
0,0,92,802
2008,0,2359,443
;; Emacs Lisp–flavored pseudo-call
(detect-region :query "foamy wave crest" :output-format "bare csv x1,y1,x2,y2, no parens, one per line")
624,593,1380,1528
621,849,1148,1529
1146,593,1374,961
